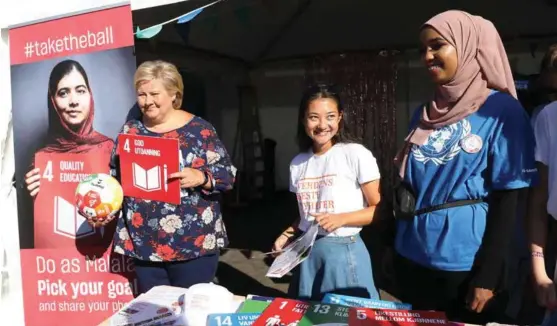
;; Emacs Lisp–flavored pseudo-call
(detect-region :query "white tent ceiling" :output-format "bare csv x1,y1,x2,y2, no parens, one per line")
132,0,557,66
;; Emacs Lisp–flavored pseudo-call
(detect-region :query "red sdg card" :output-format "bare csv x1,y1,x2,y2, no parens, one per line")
252,298,310,326
34,152,111,249
117,134,180,204
348,308,447,326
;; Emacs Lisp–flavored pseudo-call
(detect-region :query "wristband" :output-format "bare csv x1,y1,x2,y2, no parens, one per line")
532,251,544,258
201,171,209,186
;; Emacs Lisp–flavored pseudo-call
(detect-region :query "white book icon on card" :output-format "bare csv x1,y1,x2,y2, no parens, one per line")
132,163,168,192
53,196,95,239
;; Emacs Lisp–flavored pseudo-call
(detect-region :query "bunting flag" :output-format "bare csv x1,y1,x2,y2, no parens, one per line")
136,0,223,39
177,6,205,23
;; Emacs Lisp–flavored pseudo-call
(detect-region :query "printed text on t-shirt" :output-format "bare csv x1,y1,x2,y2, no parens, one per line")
297,175,336,213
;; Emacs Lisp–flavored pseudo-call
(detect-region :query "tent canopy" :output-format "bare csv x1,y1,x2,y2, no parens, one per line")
132,0,557,66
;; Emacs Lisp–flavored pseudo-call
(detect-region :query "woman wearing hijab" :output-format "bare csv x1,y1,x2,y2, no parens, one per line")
393,10,537,323
24,59,114,198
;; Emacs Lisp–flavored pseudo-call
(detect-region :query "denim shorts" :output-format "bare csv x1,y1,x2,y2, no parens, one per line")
287,233,379,301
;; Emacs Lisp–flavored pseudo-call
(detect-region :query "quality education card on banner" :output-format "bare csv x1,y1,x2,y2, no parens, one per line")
117,134,181,204
34,152,112,249
348,308,447,326
252,299,310,326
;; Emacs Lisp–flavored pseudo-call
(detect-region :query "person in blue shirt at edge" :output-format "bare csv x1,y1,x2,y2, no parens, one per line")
86,60,236,295
392,10,537,324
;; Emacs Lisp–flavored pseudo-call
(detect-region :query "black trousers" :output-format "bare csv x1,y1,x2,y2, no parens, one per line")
545,216,557,279
133,254,219,295
394,253,509,325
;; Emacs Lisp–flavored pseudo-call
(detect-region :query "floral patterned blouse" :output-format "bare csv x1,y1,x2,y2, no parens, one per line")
110,116,236,262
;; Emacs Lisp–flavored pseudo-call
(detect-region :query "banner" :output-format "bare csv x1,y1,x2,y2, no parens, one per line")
10,4,137,326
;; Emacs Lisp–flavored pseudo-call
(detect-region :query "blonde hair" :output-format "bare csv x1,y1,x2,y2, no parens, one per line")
134,60,184,109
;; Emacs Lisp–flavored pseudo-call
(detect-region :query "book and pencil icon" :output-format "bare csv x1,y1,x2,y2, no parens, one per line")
53,196,95,239
132,163,168,192
117,134,180,204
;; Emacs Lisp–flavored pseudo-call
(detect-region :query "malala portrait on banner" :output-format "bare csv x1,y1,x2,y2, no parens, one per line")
11,48,137,254
24,59,116,253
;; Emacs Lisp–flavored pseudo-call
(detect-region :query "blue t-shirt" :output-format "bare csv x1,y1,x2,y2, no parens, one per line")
395,91,537,271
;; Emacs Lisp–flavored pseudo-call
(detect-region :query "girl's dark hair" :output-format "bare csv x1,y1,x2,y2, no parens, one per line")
540,44,557,72
296,84,358,152
48,59,90,96
535,45,557,101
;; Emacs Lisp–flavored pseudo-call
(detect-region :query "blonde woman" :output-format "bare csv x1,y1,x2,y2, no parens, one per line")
102,60,236,294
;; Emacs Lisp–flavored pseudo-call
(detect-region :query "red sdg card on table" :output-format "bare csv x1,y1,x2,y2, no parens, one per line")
252,298,310,326
348,308,447,326
34,152,111,248
117,134,180,204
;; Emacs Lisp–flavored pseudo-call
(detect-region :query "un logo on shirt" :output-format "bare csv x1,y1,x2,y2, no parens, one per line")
412,119,471,165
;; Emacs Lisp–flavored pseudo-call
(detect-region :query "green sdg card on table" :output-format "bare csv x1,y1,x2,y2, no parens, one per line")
298,303,350,326
237,295,275,313
238,299,273,313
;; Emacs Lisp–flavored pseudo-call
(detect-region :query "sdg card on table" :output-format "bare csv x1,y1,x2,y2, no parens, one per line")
298,302,350,326
322,294,412,310
246,295,275,303
207,313,261,326
348,308,447,326
238,299,272,313
252,299,310,326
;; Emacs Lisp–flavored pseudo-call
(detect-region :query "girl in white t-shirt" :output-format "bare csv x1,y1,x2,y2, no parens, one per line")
272,84,382,300
529,45,557,319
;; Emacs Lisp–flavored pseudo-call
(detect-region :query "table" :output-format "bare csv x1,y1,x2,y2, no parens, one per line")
97,286,487,326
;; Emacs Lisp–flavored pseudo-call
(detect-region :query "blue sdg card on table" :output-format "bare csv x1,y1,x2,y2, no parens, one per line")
207,313,261,326
321,293,412,310
246,294,274,303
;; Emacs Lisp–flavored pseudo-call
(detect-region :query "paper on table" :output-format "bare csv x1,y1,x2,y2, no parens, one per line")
109,286,186,326
266,223,319,278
